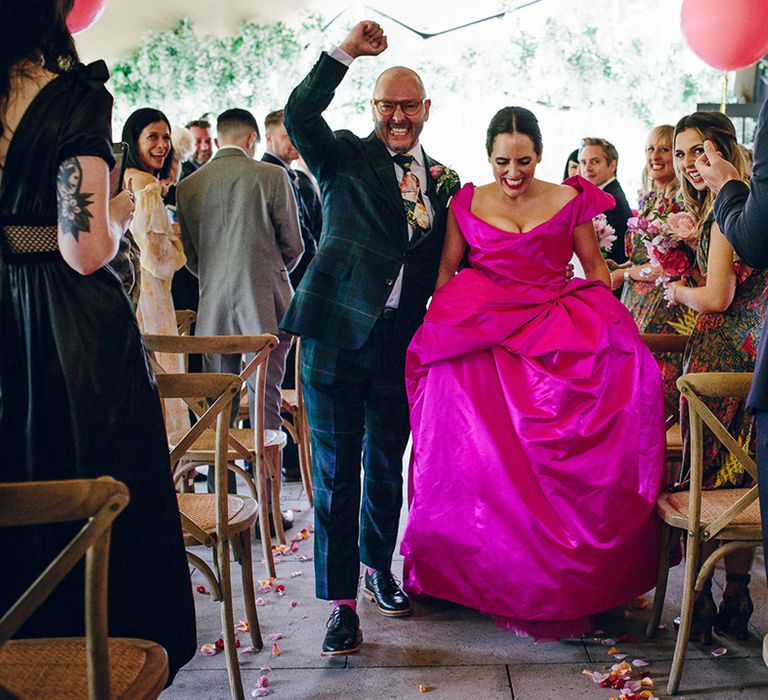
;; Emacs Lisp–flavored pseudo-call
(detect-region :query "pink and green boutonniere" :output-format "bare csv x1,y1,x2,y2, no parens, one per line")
429,164,460,195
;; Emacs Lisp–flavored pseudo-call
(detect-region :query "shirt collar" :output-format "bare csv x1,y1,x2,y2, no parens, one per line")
387,143,423,167
218,145,250,158
598,176,616,190
265,149,291,168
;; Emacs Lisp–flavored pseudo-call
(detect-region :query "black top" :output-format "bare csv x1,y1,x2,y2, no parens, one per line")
0,61,114,226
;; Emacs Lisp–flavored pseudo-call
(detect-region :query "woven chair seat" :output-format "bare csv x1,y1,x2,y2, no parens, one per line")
170,428,287,455
177,493,257,535
0,637,167,699
657,488,762,535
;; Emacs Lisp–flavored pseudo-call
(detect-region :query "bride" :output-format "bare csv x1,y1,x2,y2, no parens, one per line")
401,106,666,638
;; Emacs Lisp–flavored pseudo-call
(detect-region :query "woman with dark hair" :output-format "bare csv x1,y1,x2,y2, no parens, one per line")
664,111,768,641
401,106,665,638
0,0,195,681
122,108,188,434
562,147,579,181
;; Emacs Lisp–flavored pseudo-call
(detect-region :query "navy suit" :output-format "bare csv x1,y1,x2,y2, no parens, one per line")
712,95,768,582
282,52,457,599
602,178,632,265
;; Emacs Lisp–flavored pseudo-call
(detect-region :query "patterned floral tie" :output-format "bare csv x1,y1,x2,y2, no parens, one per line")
393,154,430,241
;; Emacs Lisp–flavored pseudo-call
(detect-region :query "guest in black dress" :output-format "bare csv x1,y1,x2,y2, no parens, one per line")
0,0,196,682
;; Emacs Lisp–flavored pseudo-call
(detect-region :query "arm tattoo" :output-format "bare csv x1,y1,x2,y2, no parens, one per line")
57,157,94,241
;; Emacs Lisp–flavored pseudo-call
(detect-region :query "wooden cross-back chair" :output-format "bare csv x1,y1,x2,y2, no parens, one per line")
645,372,762,695
144,334,285,577
175,309,197,337
641,333,690,472
155,372,262,700
0,477,169,699
279,338,313,506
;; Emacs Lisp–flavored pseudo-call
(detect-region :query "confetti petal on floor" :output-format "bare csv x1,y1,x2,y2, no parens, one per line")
712,647,728,657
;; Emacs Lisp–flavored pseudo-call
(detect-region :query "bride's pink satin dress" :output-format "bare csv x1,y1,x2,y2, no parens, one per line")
401,176,666,638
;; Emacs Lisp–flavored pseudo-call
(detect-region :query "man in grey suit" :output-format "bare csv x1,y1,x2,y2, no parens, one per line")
176,108,303,451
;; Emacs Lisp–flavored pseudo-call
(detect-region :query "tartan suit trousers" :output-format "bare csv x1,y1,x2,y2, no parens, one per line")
301,315,411,600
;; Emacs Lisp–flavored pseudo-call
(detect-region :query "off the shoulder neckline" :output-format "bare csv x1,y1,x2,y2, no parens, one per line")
458,181,581,235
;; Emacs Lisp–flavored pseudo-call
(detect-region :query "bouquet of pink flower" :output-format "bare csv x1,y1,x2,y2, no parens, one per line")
592,213,616,258
627,193,698,284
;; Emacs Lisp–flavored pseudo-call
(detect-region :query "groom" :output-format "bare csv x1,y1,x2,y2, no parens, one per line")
282,20,459,655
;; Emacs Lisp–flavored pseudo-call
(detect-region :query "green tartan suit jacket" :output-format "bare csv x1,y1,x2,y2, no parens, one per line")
281,52,459,353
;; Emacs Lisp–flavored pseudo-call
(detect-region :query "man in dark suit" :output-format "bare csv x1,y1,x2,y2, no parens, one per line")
262,109,320,287
579,137,632,267
697,96,768,667
282,20,459,656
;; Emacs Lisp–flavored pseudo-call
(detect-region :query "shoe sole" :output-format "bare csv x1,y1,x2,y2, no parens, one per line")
363,587,413,617
321,631,363,657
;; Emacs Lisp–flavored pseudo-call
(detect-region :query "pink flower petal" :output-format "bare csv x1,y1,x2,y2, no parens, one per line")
200,643,218,656
268,633,284,641
712,647,728,657
601,638,617,646
290,571,303,578
290,600,298,608
632,658,649,667
257,674,270,688
239,645,261,655
255,597,268,606
251,689,270,698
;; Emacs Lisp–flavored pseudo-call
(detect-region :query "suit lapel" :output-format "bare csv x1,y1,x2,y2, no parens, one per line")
363,134,409,244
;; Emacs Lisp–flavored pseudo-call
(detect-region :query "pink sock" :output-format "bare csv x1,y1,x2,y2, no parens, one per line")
332,599,357,611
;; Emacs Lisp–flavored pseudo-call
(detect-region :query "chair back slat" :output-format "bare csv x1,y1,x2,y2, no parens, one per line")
0,478,129,698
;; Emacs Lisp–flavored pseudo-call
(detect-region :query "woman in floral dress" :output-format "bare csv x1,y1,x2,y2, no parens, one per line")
613,124,697,408
665,111,768,642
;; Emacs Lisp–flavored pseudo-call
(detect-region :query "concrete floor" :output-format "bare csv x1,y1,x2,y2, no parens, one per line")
161,481,768,700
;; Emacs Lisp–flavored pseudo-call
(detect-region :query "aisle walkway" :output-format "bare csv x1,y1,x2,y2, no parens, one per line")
161,482,768,699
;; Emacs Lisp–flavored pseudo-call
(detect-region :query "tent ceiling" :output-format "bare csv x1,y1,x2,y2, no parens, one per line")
73,0,514,65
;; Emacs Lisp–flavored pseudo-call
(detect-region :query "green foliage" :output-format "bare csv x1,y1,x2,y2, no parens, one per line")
110,16,325,127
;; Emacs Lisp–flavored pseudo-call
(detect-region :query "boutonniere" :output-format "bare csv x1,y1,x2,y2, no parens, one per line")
429,164,460,195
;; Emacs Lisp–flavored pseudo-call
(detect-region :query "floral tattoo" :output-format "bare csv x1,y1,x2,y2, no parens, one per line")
57,157,94,240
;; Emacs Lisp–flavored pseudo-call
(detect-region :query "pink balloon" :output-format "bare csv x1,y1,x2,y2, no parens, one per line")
681,0,768,71
66,0,108,35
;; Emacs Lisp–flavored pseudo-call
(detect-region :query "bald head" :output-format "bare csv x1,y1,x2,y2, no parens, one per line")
373,67,426,99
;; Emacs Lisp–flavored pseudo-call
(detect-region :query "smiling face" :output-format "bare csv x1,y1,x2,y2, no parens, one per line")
579,145,616,186
371,69,430,154
674,128,707,191
188,125,213,165
490,132,541,199
137,120,171,174
646,134,675,187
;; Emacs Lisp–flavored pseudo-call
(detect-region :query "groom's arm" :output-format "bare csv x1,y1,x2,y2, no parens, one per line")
284,53,349,185
284,21,387,185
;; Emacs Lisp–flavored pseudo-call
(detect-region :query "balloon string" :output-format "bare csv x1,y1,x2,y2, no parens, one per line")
720,71,728,114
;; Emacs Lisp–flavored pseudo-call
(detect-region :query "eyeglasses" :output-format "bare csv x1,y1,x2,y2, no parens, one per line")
372,99,427,117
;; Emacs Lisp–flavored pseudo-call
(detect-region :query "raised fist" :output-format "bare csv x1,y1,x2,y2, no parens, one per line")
339,21,388,58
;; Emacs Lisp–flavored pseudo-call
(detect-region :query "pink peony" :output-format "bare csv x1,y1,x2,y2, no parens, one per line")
666,211,698,247
429,165,443,178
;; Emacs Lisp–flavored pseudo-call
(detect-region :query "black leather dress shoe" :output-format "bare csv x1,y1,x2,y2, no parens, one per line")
321,605,362,656
363,570,412,617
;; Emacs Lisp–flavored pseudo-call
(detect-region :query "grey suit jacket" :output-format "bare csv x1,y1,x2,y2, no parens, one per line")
176,147,303,336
